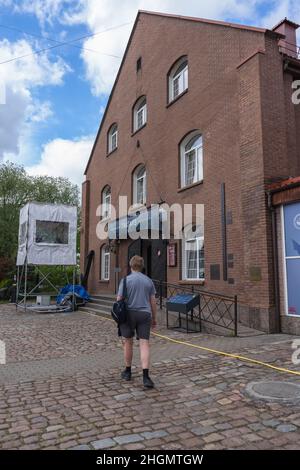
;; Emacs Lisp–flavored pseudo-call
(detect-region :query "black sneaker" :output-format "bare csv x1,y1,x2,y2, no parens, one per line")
121,369,131,381
143,375,154,388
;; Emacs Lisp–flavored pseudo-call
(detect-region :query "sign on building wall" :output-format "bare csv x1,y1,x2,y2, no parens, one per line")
283,203,300,316
167,243,177,267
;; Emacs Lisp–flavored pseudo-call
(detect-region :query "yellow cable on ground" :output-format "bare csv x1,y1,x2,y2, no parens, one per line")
153,332,300,377
86,311,300,378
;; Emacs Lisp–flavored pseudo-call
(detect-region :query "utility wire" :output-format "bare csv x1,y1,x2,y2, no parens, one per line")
0,21,132,65
0,23,121,58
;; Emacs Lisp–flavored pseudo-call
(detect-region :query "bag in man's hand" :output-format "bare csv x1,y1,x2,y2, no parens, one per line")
111,276,128,325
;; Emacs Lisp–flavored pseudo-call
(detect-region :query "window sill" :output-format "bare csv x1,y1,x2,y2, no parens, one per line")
106,147,118,158
129,203,147,214
166,89,188,108
131,123,147,136
99,280,110,284
177,180,203,193
179,280,205,285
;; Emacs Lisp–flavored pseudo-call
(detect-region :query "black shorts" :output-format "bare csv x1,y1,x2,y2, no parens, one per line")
119,309,152,340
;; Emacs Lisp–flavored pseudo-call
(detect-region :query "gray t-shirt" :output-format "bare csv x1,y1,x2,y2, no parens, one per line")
118,272,156,313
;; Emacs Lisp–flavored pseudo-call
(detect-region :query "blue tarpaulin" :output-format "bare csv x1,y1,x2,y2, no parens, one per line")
57,284,90,304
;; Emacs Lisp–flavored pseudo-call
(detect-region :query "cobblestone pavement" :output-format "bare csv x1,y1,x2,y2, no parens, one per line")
1,303,300,450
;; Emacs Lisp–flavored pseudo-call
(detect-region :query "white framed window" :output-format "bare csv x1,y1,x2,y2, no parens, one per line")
101,186,111,219
133,165,146,205
168,57,188,102
180,132,203,188
133,97,147,132
101,245,110,281
108,123,118,153
182,225,204,281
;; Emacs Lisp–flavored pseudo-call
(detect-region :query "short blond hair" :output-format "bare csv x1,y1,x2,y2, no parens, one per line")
129,255,144,272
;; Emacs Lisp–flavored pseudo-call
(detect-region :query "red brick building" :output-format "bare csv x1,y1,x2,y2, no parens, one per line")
81,11,300,334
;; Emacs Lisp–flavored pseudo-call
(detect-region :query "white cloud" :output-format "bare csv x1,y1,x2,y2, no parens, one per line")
0,87,29,155
26,137,94,185
259,0,300,42
27,100,53,123
0,38,70,87
12,0,80,28
0,38,70,159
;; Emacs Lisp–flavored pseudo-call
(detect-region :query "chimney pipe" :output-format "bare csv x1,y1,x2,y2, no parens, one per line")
272,18,299,59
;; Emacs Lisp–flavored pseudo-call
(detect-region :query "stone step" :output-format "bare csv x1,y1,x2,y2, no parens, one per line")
80,305,111,319
89,297,115,307
86,302,112,313
91,294,116,301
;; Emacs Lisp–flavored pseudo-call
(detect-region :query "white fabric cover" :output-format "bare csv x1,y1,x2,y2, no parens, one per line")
16,202,77,266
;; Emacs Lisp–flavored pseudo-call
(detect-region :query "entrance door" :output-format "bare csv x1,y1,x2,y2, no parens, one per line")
149,239,167,284
127,238,167,284
141,240,152,277
127,239,142,274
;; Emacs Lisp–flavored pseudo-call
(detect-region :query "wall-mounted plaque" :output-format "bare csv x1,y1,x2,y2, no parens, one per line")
210,264,220,280
167,243,177,267
249,266,262,281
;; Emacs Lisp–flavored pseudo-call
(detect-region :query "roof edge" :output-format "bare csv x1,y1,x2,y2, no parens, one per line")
267,176,300,192
272,17,300,31
139,10,272,34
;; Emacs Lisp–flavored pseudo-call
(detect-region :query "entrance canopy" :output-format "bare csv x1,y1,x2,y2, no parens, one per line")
108,205,166,240
16,202,77,266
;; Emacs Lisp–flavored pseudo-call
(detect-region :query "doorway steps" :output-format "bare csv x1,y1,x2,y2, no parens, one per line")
80,294,115,318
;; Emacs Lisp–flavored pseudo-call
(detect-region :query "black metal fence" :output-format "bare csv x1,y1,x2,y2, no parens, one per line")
153,280,238,336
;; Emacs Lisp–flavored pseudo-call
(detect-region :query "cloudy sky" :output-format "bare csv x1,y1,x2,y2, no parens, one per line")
0,0,299,187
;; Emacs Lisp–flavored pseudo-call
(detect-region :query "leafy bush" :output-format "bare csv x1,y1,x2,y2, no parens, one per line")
0,279,12,289
0,257,14,282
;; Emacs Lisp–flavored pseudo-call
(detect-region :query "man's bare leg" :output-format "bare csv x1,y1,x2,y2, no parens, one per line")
139,339,150,369
121,338,133,381
124,337,133,366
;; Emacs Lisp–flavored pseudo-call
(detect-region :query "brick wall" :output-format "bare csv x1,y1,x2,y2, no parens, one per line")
81,12,300,332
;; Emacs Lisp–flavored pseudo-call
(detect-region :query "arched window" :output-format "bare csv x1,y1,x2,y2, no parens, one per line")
133,165,146,205
133,96,147,132
168,56,188,102
100,244,110,280
108,123,118,153
101,185,111,219
180,132,203,188
182,224,204,280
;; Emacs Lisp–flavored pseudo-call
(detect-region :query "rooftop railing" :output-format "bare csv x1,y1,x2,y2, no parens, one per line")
279,40,300,59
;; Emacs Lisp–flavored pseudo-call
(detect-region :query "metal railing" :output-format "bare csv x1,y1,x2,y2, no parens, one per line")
153,280,238,336
279,41,300,60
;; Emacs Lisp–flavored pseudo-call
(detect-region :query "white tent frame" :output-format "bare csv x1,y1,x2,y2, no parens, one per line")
16,263,76,313
15,202,77,313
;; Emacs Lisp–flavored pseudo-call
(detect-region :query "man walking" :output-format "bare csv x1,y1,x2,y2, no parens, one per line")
117,255,157,388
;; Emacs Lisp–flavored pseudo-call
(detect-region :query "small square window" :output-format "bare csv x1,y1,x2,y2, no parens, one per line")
136,57,142,72
35,221,69,245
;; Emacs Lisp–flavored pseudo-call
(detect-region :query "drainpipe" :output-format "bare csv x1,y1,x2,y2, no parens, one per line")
115,240,120,295
267,191,281,333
